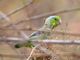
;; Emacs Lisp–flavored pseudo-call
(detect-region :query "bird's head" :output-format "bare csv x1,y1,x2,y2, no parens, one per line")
44,16,61,30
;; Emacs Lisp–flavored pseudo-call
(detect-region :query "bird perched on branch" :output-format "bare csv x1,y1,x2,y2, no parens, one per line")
15,16,61,48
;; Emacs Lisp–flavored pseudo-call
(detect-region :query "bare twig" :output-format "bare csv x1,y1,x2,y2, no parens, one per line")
5,7,80,27
0,11,29,39
26,44,40,60
0,37,80,45
0,0,32,20
6,0,33,17
0,27,80,37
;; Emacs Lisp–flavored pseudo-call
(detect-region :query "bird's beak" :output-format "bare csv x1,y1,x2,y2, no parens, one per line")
59,19,62,25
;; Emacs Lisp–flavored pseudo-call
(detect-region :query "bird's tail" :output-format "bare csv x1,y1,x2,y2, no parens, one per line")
14,41,34,48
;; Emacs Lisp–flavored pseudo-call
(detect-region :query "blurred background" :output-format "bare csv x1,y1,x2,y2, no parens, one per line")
0,0,80,60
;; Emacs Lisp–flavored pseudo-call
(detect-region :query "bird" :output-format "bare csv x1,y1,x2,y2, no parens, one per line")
15,16,61,48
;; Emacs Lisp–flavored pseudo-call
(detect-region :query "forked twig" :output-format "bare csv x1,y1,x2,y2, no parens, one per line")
26,44,40,60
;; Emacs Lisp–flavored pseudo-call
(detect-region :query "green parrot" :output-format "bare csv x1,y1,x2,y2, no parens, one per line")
15,16,61,48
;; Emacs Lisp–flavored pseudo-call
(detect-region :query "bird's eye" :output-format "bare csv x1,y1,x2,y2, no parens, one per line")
54,18,57,20
54,18,59,22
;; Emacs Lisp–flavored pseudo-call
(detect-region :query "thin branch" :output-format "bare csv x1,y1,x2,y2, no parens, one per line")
0,0,33,20
0,37,80,45
0,11,10,21
26,44,40,60
7,0,33,16
5,7,80,27
0,11,29,40
33,40,80,45
20,31,29,39
0,27,80,36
